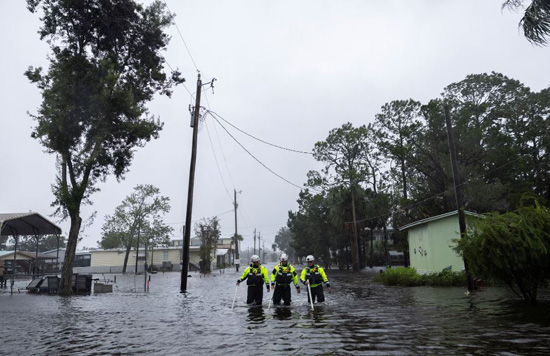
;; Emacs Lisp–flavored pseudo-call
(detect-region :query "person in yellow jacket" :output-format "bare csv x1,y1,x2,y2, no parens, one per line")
270,253,300,305
236,254,270,305
300,255,331,303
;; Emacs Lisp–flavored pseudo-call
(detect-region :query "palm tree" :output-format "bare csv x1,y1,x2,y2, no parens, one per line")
504,0,550,45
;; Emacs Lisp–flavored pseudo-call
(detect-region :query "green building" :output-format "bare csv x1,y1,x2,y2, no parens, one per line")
399,210,484,274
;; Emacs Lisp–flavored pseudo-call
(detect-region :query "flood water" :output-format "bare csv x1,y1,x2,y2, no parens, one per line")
1,265,550,355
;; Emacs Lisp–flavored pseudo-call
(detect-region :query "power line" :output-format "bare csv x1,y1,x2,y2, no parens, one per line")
165,208,234,226
208,113,305,190
163,0,199,73
207,110,312,155
204,118,233,203
210,109,237,190
161,56,195,102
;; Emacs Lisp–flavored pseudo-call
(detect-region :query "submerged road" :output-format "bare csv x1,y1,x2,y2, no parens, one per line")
1,265,549,355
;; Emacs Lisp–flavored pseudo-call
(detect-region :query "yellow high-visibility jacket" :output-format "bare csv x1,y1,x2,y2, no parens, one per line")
270,263,299,287
238,264,269,287
300,265,329,288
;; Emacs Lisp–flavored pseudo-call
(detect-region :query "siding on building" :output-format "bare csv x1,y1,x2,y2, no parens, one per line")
90,247,202,269
402,211,482,274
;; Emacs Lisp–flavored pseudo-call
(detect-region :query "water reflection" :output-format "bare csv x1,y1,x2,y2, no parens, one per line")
1,269,550,355
271,306,292,320
247,305,265,323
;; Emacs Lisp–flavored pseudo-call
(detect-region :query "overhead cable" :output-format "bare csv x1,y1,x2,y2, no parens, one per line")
207,110,312,155
208,113,305,190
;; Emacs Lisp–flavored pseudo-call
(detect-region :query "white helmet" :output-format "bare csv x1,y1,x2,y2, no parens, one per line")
280,253,288,262
251,255,260,263
306,255,315,262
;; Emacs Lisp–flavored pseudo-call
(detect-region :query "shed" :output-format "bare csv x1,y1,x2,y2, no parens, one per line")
399,210,483,274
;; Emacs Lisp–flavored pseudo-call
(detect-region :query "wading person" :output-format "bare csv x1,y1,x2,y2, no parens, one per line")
236,255,270,305
270,253,300,305
300,255,331,303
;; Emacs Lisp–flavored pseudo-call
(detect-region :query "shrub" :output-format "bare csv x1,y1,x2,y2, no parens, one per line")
374,267,466,287
456,203,550,303
423,270,467,287
374,267,423,286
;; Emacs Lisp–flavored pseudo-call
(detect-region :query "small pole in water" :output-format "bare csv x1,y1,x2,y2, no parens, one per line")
231,284,239,309
268,285,275,310
307,283,314,310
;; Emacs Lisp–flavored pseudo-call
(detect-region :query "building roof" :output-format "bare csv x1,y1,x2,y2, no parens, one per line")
216,249,229,256
398,210,485,231
89,246,197,253
0,212,62,236
0,250,49,259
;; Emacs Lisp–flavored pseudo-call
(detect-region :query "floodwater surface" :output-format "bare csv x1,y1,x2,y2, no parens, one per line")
1,266,549,355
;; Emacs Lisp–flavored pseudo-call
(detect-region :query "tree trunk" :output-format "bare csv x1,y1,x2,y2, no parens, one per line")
401,158,408,200
122,244,132,274
383,223,389,267
350,188,360,271
59,212,81,296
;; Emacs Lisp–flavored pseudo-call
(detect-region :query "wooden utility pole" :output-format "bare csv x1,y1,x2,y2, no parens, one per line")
444,104,475,292
253,229,256,255
233,189,240,272
258,231,261,259
350,187,360,271
181,74,202,293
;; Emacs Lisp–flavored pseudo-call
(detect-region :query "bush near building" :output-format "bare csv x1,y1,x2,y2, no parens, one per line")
374,267,467,287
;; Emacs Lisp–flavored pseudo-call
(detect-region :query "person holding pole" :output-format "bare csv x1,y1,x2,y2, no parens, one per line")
270,253,300,306
300,255,331,304
236,255,270,305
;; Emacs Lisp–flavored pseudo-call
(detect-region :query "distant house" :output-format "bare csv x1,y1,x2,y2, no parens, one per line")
399,210,484,274
0,250,52,274
88,246,199,273
42,249,91,269
171,236,235,270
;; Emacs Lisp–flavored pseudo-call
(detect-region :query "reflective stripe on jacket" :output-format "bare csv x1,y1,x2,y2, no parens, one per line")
300,265,329,287
270,263,298,286
240,264,269,286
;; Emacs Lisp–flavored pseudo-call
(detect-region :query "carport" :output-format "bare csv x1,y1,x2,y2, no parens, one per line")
0,212,62,294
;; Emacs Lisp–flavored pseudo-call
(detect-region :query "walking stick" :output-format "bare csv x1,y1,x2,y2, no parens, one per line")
231,284,239,309
307,282,314,310
268,285,275,310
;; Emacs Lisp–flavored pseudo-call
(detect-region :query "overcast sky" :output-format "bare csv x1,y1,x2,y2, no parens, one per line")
0,1,548,251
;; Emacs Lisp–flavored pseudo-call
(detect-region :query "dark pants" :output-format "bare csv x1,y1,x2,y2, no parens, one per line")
307,285,325,303
246,285,264,305
273,284,292,305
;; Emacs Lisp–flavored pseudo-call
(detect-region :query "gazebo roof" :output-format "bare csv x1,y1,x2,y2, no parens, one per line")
0,212,62,237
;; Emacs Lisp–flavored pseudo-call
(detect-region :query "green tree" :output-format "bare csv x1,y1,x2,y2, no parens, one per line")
196,217,221,274
288,189,335,267
308,123,372,271
99,184,173,274
503,0,550,45
442,73,547,212
372,99,422,202
456,203,550,303
25,0,183,295
273,226,295,260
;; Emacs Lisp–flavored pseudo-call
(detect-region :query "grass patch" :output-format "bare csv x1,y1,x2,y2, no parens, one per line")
374,267,467,287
